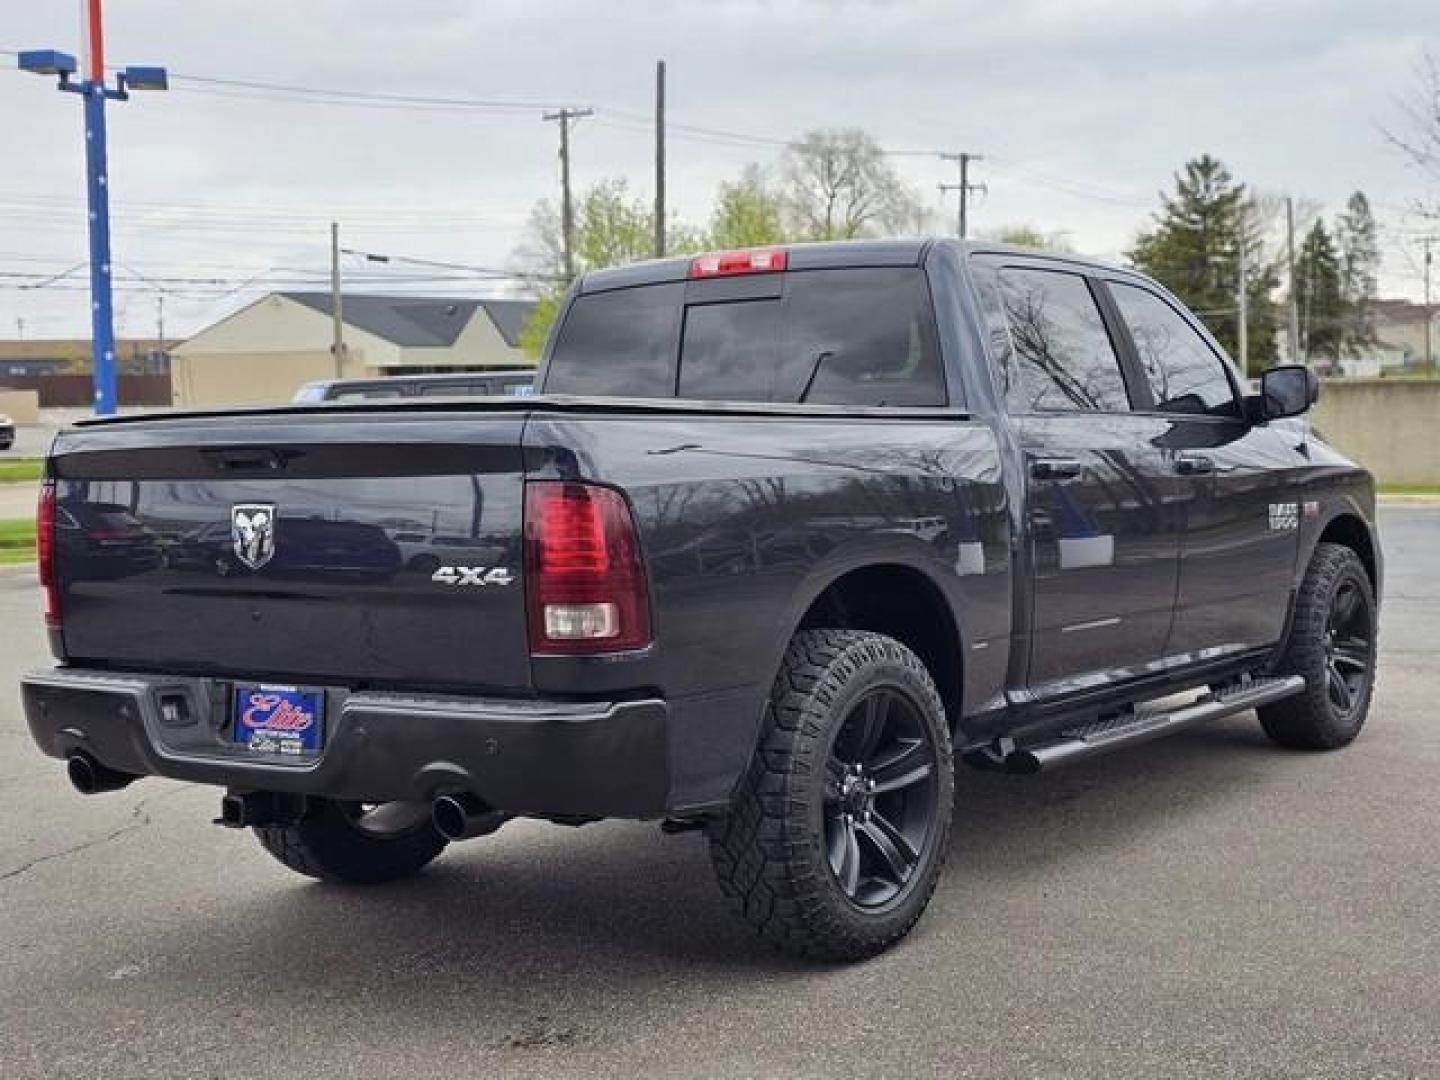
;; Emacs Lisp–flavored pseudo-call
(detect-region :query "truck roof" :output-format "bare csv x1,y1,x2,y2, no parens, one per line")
579,237,1129,293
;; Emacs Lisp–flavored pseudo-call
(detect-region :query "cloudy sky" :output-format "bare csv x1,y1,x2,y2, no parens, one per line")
1,0,1435,342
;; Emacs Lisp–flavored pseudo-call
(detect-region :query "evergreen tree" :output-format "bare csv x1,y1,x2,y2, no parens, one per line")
1294,219,1344,363
1130,155,1279,373
1335,191,1380,357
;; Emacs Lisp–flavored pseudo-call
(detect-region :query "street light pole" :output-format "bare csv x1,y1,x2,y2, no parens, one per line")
19,0,167,416
82,71,118,414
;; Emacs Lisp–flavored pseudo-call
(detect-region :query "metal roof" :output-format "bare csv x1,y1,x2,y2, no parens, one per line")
281,293,536,348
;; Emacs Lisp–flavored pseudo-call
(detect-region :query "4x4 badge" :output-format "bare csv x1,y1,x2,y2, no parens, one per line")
231,503,277,570
432,565,513,587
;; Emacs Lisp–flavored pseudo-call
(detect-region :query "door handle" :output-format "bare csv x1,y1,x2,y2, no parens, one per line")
1030,456,1085,481
1175,453,1215,475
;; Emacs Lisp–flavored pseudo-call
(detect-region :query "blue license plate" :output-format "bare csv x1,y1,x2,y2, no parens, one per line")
232,685,324,756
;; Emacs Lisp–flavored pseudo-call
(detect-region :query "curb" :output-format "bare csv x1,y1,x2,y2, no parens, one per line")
0,560,36,579
1377,495,1440,507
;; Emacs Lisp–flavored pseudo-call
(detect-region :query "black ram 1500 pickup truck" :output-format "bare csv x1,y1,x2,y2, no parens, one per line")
22,240,1380,960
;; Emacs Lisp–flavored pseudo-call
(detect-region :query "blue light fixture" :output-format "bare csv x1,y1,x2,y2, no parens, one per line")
17,50,78,77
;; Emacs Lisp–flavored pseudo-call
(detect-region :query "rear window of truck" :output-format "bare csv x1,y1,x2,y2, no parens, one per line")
544,268,946,407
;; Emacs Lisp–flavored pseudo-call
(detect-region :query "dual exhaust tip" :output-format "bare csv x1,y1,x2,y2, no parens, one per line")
67,752,503,843
66,753,137,795
430,792,507,841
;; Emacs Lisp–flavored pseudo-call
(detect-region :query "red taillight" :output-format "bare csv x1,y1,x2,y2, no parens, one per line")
524,481,651,655
37,481,60,629
688,248,788,279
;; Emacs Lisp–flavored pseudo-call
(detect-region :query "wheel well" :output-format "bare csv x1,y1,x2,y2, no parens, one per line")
796,564,963,719
1318,514,1377,590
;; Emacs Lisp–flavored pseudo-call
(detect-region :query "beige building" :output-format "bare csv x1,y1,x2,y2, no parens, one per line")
171,292,536,407
1371,298,1437,372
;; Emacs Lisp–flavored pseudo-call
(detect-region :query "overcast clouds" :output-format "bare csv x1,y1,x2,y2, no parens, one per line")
1,0,1435,340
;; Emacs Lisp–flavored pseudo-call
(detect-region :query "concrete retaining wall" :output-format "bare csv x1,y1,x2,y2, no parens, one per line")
1311,378,1440,487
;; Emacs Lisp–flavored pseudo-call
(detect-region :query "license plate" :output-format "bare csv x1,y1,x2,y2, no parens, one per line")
232,685,324,756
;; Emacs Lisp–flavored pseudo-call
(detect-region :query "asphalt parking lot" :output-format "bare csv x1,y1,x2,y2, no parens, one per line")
1,506,1436,1079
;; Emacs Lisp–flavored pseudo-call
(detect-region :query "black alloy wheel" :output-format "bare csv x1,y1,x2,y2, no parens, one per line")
824,687,942,910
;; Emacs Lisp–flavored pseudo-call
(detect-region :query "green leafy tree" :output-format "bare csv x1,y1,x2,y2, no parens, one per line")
1295,219,1344,363
709,164,787,249
1335,191,1380,357
990,225,1073,251
513,179,703,356
1130,155,1279,373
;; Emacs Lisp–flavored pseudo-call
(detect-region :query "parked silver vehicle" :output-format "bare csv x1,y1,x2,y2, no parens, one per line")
293,369,535,403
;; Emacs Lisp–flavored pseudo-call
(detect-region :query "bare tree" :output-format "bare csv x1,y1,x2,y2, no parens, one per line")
780,129,924,240
1386,49,1440,217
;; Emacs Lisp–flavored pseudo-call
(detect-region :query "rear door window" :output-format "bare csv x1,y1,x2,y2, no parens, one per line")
546,269,945,406
997,267,1132,413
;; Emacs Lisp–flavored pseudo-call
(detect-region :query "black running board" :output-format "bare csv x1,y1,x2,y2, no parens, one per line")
1004,675,1306,774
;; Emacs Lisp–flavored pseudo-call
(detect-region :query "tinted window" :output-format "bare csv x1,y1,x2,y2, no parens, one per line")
679,301,782,399
780,269,944,407
330,386,404,401
547,283,684,396
998,267,1130,412
417,382,486,397
545,269,945,406
1110,282,1238,417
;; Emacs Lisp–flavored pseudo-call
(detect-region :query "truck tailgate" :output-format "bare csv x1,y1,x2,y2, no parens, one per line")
48,411,532,692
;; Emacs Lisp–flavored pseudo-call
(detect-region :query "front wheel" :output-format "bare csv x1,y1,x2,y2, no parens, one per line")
709,629,954,961
1258,542,1377,750
254,797,448,884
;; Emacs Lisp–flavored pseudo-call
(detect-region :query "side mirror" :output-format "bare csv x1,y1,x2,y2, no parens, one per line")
1251,365,1319,421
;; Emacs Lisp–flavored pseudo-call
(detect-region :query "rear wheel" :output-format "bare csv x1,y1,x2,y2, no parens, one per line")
708,629,954,961
254,797,448,884
1258,542,1377,750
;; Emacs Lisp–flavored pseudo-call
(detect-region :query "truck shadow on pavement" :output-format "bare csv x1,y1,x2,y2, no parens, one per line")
190,713,1285,964
33,710,1328,1053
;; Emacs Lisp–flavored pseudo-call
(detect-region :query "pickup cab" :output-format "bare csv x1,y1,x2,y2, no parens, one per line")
22,240,1381,960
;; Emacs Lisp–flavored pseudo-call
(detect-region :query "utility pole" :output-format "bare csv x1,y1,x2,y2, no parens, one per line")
1423,236,1435,376
18,2,168,415
330,221,345,378
543,107,594,278
155,295,164,349
1236,237,1249,377
1285,196,1301,363
654,60,666,258
938,152,985,239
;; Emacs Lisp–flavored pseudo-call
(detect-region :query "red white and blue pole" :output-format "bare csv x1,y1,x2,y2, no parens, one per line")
80,0,119,415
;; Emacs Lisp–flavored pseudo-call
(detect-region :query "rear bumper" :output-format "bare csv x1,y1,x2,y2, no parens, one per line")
21,667,670,819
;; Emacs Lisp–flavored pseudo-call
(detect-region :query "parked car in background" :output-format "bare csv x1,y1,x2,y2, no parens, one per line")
293,369,535,403
0,412,14,450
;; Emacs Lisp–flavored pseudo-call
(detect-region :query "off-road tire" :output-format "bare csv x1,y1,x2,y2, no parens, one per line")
254,797,448,884
1258,542,1377,750
708,629,954,962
